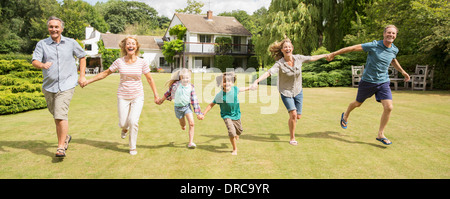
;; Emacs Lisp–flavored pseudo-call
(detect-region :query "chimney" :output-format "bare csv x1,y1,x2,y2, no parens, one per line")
207,10,213,21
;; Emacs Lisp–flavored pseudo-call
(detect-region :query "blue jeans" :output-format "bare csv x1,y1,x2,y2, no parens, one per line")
280,89,303,115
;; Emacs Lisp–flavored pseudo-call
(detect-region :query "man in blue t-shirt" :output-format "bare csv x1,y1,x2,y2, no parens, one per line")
326,25,410,145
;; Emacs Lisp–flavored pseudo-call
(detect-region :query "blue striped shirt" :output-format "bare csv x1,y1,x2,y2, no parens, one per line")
32,36,86,93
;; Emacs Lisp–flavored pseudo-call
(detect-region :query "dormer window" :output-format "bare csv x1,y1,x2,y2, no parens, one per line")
199,35,212,43
85,44,92,51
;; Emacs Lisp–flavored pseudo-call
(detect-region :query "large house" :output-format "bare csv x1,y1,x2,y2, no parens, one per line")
82,26,166,73
82,10,253,73
164,11,254,70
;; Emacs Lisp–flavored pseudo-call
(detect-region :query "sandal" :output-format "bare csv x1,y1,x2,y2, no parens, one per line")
64,135,72,150
376,138,392,145
55,148,66,158
340,112,348,129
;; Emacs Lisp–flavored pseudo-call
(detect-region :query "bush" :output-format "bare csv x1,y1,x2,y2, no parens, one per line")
0,59,46,115
214,55,234,72
247,56,259,69
0,91,46,115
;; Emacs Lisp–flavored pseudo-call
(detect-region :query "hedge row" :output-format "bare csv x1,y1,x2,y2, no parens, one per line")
0,59,46,115
0,91,46,114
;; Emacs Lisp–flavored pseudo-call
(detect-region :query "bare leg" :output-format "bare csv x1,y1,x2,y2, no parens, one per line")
377,100,393,144
342,100,363,127
185,113,195,145
230,136,237,155
55,119,68,149
288,110,298,142
178,116,186,130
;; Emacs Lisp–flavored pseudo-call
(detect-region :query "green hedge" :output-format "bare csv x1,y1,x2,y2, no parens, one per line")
0,59,46,115
214,55,234,72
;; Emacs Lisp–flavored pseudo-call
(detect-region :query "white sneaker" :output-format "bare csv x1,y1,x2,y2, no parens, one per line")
129,150,137,155
121,130,128,139
187,143,196,149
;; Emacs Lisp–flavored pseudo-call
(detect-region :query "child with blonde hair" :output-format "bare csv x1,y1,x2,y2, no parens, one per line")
202,72,253,155
157,68,203,148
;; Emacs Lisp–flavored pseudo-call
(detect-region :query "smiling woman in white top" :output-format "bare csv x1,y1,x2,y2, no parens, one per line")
252,36,329,146
81,36,159,155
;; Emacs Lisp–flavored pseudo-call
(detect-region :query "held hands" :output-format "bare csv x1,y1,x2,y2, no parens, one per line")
250,82,258,90
79,79,89,88
78,77,87,88
155,97,164,105
197,114,204,120
326,53,335,62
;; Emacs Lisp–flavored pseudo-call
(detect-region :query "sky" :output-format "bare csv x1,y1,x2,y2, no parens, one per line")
82,0,272,18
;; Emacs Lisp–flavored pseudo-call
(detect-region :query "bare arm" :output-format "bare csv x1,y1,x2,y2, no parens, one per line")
251,71,271,89
202,103,216,117
308,53,330,62
32,60,52,70
327,44,363,61
391,59,410,82
82,69,113,87
78,57,86,86
239,86,251,92
144,72,159,102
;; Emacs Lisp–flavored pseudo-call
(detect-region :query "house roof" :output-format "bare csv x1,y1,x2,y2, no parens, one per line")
174,13,252,36
101,33,162,50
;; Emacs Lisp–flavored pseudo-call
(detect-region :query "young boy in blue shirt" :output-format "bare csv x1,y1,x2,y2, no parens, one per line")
202,72,253,155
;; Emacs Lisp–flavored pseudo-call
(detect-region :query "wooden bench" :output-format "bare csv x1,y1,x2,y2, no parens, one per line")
409,65,434,91
388,66,404,90
351,65,364,87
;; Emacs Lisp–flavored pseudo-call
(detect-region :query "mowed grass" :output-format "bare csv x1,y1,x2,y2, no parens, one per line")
0,73,449,179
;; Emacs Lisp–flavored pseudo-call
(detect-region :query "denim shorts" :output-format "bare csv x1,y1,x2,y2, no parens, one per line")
174,104,193,119
356,80,392,103
280,89,303,115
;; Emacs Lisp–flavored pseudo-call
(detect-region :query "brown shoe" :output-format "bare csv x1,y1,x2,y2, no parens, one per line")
64,135,72,150
55,148,66,158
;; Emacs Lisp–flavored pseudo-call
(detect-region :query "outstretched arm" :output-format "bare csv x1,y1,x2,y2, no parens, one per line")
327,44,363,61
308,53,330,62
239,86,252,92
202,103,216,117
82,69,113,87
251,71,271,90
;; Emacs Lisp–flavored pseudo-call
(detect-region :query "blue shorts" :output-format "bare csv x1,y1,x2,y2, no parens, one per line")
174,104,193,119
280,89,303,115
356,80,392,103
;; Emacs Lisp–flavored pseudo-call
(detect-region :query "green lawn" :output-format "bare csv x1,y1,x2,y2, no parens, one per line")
0,73,449,179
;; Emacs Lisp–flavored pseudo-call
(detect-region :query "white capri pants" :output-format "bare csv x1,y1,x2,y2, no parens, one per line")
117,96,144,150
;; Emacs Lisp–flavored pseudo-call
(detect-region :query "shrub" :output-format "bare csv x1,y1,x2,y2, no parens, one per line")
0,59,46,115
214,55,234,72
0,91,46,115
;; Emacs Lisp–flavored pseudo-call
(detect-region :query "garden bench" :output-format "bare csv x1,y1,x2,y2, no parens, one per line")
409,65,434,91
351,65,364,87
388,65,405,90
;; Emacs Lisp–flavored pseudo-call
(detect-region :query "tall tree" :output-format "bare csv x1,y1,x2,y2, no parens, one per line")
175,0,204,14
102,0,159,33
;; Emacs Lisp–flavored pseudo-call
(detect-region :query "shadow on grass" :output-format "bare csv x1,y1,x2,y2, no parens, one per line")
0,140,67,163
231,131,386,149
0,131,384,163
